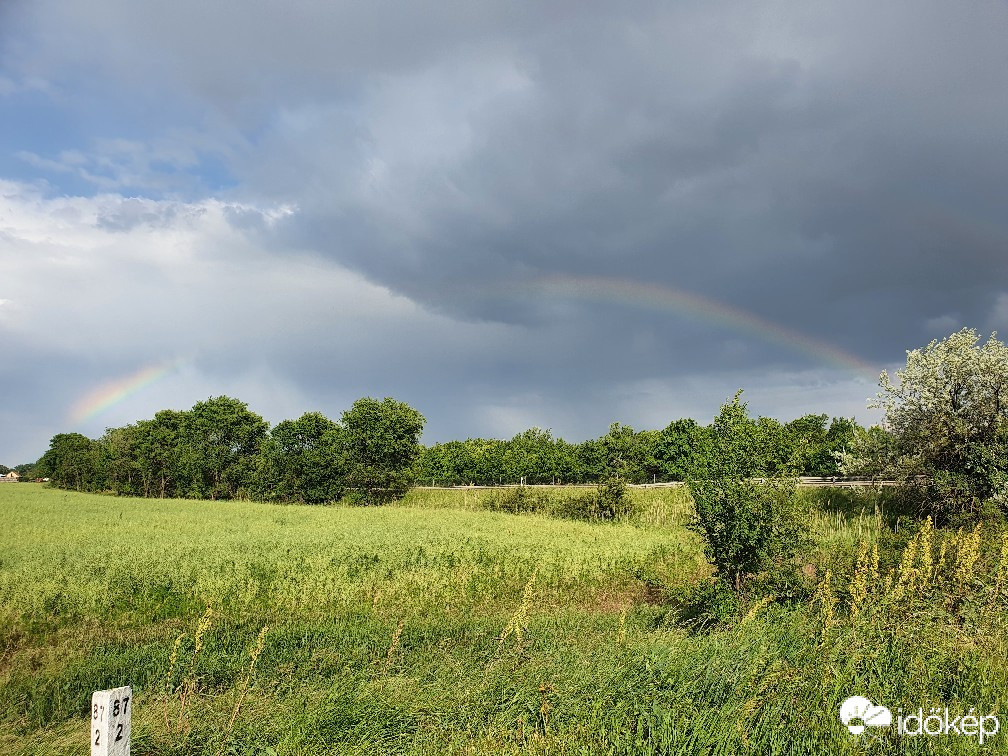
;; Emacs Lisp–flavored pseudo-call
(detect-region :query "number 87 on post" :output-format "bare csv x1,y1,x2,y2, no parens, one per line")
91,685,131,756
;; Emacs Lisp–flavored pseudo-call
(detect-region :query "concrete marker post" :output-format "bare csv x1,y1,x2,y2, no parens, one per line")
91,685,131,756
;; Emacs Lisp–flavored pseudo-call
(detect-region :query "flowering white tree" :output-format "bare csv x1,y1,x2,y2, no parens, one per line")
870,328,1008,521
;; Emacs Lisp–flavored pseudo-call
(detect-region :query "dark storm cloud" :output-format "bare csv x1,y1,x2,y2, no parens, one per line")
228,0,1008,369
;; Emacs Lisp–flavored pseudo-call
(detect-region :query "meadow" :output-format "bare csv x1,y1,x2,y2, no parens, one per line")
1,483,1006,755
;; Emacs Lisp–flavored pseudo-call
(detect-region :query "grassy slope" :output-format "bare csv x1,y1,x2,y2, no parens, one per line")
1,484,1006,755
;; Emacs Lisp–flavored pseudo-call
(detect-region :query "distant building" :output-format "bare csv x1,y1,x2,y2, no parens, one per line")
1,471,20,482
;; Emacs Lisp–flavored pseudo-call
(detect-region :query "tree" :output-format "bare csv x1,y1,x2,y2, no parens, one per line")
868,328,1008,522
181,397,268,500
258,412,344,504
552,439,581,485
36,433,104,491
818,417,859,476
599,423,649,482
836,424,895,480
100,424,144,496
688,393,803,593
574,438,606,483
504,428,560,484
13,463,36,478
657,419,711,481
416,442,453,486
341,397,425,503
752,416,795,476
135,410,187,498
785,414,828,475
473,438,509,484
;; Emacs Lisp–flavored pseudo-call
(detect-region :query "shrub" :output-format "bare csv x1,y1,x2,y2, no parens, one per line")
553,478,631,522
864,328,1008,524
690,477,804,593
483,486,551,515
482,478,631,522
689,393,805,593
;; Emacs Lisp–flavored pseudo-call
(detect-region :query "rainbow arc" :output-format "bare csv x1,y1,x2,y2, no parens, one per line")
536,275,877,378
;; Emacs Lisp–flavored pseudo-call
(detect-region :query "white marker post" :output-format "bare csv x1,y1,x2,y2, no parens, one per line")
91,685,131,756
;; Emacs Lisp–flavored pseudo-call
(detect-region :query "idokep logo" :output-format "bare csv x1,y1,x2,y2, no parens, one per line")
840,696,891,736
895,707,1000,745
840,696,1001,745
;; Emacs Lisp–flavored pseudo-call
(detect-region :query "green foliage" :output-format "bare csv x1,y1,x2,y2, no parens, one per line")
820,417,858,475
482,485,553,515
689,393,805,592
37,396,425,506
836,424,896,478
181,396,269,500
340,397,425,504
35,432,103,491
554,477,632,522
482,478,631,522
415,412,861,486
671,577,742,630
135,409,187,498
784,414,829,475
657,419,711,481
257,412,344,504
594,476,630,519
866,328,1008,523
13,462,36,477
502,427,562,483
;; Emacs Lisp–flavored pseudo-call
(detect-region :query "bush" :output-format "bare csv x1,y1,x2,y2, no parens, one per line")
689,393,805,593
553,478,631,521
690,477,804,593
482,485,552,515
596,477,630,519
482,479,631,522
866,328,1008,523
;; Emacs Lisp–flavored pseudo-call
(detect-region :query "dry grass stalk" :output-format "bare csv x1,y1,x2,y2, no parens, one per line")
177,606,214,732
384,619,405,675
848,541,869,620
164,632,185,733
224,625,269,740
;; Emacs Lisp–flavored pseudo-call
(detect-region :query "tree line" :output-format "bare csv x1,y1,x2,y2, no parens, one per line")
21,327,1006,517
16,327,1008,600
31,396,426,505
415,414,864,486
23,397,866,502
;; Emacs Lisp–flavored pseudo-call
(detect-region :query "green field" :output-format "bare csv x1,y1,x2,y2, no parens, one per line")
2,483,1006,754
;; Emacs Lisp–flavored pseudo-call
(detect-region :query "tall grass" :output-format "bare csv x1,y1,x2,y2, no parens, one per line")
400,485,693,527
2,483,1006,755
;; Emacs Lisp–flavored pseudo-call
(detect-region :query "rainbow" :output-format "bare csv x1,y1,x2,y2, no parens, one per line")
69,359,185,425
533,275,878,378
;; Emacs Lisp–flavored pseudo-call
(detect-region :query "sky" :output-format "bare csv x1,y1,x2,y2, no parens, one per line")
2,0,1007,464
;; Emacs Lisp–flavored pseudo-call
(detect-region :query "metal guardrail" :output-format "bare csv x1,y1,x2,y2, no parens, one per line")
416,477,900,490
797,476,901,487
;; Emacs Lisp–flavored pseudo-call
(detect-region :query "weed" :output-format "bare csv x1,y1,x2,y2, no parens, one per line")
225,625,268,737
499,570,537,647
384,620,405,675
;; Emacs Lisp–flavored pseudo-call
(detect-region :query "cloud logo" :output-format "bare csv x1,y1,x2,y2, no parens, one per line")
840,696,892,735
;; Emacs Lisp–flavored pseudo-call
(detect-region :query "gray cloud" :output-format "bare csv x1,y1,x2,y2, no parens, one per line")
1,0,1005,461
